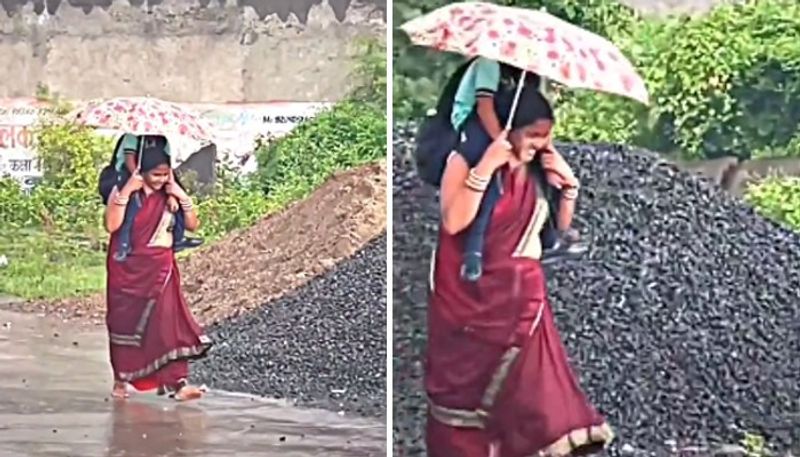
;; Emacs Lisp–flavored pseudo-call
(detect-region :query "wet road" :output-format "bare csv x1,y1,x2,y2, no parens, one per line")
0,310,385,457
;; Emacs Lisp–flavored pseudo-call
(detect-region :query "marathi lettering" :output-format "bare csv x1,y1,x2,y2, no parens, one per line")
9,159,33,172
0,125,34,149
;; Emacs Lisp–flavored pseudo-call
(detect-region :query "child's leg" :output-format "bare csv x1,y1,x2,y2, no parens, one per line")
457,114,500,281
114,198,141,262
462,180,502,281
169,173,204,252
172,210,186,246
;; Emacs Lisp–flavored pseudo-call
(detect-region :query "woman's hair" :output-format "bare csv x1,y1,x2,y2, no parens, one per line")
139,144,170,173
496,84,555,132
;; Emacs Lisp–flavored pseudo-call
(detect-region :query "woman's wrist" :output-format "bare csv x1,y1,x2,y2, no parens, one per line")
474,156,499,177
179,197,194,212
561,186,579,201
112,192,130,207
465,168,491,192
118,185,134,198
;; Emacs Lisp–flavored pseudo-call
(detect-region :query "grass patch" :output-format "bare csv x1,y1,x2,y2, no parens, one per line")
0,229,105,300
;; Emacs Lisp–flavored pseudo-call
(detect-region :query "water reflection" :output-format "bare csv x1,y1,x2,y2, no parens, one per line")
107,400,209,457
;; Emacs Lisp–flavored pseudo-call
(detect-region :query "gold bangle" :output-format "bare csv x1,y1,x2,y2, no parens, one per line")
465,176,489,192
468,168,490,183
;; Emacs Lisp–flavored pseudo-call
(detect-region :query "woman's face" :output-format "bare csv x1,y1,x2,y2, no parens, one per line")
510,119,553,162
143,164,171,190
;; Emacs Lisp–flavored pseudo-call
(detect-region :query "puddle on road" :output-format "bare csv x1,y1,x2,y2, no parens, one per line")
0,310,385,457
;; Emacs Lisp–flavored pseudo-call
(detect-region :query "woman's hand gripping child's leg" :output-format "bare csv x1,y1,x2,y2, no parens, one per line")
540,147,588,263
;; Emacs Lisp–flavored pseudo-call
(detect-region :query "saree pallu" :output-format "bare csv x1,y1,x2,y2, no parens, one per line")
106,190,211,392
425,167,613,457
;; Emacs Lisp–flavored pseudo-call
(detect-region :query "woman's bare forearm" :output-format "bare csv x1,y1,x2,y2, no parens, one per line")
440,154,496,234
182,207,199,232
104,188,129,233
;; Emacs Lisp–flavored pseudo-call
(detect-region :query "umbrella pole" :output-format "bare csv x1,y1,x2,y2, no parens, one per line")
137,135,144,170
504,70,527,132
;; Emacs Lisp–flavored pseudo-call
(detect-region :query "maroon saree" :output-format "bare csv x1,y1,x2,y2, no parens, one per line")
425,166,613,457
106,190,211,393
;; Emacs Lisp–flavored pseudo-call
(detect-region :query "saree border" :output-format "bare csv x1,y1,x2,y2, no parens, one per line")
116,334,213,382
429,302,546,428
428,304,615,455
108,265,174,348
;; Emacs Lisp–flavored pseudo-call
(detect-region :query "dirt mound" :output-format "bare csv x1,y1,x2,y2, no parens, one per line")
183,161,387,324
21,161,386,326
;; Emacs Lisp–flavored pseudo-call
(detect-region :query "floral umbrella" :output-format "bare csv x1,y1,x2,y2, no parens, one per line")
401,1,650,116
75,96,216,144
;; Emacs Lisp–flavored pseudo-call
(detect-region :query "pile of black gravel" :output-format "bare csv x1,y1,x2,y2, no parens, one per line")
392,123,800,456
193,234,386,418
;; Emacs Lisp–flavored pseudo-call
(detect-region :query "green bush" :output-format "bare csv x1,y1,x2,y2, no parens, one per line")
0,120,112,234
744,177,800,231
0,178,37,229
195,168,272,239
633,1,800,159
254,100,385,200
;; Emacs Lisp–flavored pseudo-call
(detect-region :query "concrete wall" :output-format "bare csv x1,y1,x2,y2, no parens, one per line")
0,0,385,102
617,0,735,16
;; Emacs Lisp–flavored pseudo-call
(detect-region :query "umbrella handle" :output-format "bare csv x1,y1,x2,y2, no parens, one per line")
137,135,144,169
504,70,527,132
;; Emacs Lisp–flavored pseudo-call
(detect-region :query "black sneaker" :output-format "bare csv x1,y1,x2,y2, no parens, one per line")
460,252,483,282
541,229,588,265
113,244,132,262
174,237,204,253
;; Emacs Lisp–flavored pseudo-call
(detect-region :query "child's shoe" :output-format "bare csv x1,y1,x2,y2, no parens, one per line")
173,236,204,253
541,228,588,265
461,252,483,282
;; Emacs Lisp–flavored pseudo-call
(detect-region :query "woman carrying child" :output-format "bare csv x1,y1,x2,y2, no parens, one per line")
446,57,585,280
104,144,211,401
425,83,613,457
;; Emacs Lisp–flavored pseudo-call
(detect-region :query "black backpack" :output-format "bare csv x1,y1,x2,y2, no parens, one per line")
98,135,132,205
414,59,477,188
414,60,543,188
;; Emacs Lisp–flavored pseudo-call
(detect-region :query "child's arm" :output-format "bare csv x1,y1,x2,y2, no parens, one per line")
473,58,504,140
123,151,137,173
476,97,504,140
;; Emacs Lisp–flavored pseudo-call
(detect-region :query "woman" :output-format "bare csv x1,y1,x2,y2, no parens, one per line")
425,85,613,457
104,144,211,401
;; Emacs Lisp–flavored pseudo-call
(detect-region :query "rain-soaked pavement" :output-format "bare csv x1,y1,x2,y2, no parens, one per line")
0,309,385,457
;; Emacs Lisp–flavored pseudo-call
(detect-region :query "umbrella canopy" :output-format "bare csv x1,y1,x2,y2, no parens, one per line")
75,97,216,144
401,1,649,105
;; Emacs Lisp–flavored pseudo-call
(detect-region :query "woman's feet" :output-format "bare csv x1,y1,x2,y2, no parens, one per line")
111,381,129,399
173,384,204,402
